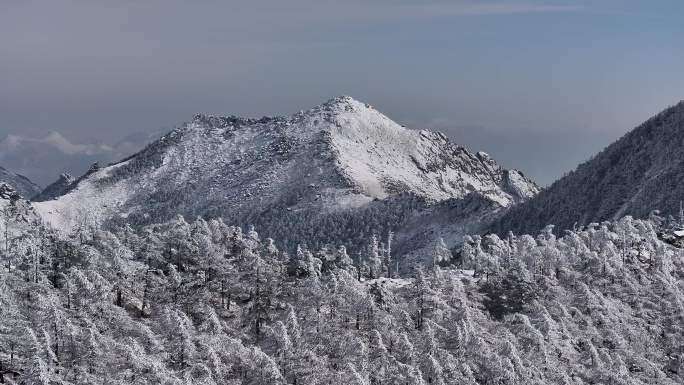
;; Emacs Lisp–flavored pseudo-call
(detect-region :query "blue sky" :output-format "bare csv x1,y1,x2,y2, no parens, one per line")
2,0,683,185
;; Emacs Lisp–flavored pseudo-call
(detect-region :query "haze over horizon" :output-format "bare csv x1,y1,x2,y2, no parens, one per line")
2,0,683,186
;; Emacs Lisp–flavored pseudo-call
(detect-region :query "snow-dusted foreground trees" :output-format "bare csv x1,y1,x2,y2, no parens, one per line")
1,214,683,384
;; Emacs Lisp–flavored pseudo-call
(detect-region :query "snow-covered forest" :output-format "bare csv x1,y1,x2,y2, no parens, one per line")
3,0,682,381
4,98,684,384
2,196,683,384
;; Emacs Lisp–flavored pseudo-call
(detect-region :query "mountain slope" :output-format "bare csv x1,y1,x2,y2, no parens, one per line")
33,96,538,256
0,166,41,199
492,101,684,235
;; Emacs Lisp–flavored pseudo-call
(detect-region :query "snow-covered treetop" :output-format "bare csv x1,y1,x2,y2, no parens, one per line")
0,182,20,201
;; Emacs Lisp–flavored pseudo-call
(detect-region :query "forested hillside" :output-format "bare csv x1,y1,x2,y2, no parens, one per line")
2,191,683,383
493,101,684,235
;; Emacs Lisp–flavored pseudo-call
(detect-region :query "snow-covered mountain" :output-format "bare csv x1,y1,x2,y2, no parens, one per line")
0,166,41,199
6,97,684,385
0,129,168,187
492,101,684,235
34,96,538,257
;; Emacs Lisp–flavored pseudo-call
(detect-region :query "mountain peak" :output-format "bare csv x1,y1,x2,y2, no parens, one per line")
34,96,539,257
311,95,375,117
319,95,358,108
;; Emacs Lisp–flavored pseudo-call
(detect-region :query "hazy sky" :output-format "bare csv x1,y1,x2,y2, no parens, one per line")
2,1,683,186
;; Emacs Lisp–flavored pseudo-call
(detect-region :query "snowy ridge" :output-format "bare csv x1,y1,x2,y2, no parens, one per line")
32,96,538,257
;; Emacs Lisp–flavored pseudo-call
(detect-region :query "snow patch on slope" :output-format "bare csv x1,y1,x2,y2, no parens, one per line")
34,160,134,230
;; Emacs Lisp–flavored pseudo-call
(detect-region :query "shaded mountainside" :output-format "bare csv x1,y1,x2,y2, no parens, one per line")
32,173,76,202
492,101,684,236
33,96,538,258
0,166,41,199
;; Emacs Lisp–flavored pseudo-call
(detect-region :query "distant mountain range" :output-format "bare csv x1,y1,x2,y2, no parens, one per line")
32,96,539,261
491,101,684,235
0,128,168,187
